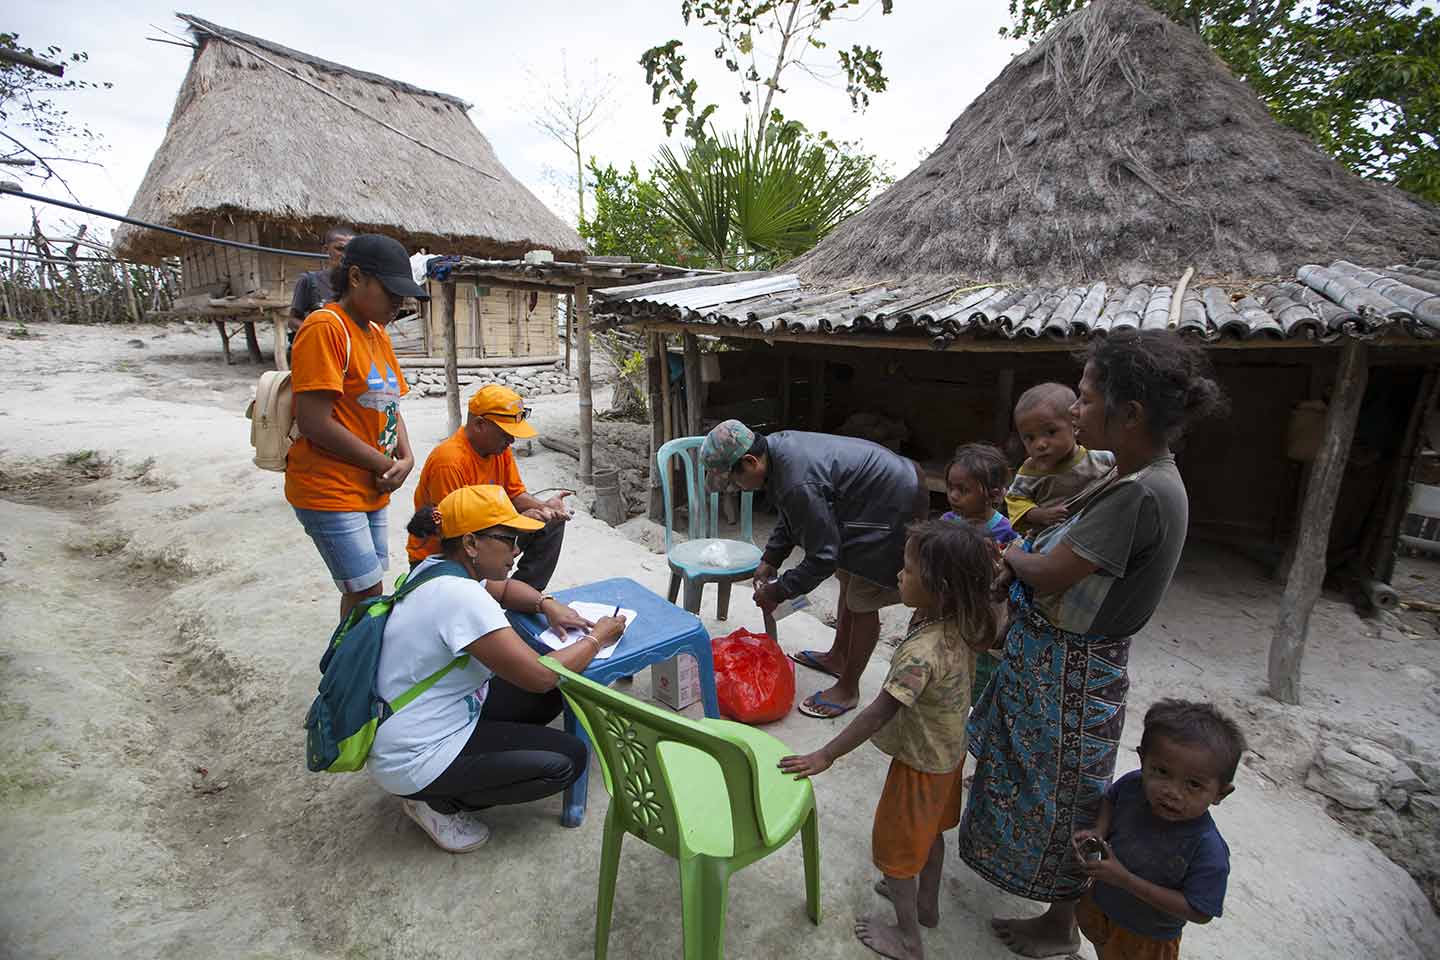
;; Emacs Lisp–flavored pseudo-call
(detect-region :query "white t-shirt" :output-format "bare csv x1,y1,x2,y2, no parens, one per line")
367,558,510,795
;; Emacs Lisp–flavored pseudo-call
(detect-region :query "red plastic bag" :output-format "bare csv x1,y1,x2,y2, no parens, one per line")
712,629,795,724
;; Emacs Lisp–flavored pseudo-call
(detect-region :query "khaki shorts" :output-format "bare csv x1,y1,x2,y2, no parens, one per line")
838,570,902,613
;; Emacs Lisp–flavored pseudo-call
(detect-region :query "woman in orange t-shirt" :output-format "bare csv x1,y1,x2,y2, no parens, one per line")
287,234,427,618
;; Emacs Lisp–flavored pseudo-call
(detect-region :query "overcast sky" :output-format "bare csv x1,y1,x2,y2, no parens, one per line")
6,1,1024,244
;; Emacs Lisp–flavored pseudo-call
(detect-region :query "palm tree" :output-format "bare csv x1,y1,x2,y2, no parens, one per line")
652,122,876,270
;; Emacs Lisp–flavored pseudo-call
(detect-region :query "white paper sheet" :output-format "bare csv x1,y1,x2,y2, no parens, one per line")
537,602,637,660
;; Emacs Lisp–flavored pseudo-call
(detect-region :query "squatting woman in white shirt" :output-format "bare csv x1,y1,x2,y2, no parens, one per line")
370,484,624,853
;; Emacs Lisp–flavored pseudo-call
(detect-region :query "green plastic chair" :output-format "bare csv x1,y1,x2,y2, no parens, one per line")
541,656,820,959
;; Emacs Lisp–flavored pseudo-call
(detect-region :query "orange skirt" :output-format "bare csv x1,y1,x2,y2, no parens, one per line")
871,758,964,878
1077,891,1182,960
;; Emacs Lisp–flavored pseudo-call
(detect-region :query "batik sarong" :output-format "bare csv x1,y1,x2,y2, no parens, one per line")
956,580,1130,902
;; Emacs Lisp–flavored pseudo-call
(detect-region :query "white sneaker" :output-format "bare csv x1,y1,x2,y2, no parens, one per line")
402,799,491,853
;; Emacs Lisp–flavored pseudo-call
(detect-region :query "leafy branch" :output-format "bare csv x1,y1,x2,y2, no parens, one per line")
640,1,895,141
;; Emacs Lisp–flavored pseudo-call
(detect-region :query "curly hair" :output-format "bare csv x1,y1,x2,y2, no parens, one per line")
1082,330,1228,443
905,518,997,654
1140,699,1248,784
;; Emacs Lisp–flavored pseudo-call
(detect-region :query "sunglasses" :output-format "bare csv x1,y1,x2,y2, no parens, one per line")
477,532,522,549
486,407,532,423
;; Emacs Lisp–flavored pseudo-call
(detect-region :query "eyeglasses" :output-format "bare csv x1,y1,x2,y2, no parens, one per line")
478,532,521,549
485,407,532,423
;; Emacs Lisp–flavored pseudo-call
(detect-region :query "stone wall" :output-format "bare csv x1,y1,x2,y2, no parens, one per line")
402,361,579,398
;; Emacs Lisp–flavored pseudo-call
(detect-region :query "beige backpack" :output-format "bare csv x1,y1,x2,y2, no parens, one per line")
246,311,351,472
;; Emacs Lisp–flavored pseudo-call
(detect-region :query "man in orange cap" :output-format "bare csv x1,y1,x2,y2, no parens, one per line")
407,384,571,589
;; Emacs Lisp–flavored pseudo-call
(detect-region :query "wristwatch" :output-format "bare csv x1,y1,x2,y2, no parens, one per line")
535,594,555,615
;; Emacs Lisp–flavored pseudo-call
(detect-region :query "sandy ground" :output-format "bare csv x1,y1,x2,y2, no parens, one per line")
2,322,1438,960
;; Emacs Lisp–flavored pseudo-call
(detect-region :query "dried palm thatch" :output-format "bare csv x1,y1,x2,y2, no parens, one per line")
114,14,583,263
790,0,1440,286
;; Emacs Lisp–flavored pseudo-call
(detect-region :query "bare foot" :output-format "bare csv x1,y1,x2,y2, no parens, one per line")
874,878,938,928
855,914,924,960
990,914,1081,958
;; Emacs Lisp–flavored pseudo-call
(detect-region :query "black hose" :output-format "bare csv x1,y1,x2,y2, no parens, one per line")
0,184,327,259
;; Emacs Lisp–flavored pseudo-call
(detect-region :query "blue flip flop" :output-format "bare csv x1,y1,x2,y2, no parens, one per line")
789,649,841,679
798,693,855,719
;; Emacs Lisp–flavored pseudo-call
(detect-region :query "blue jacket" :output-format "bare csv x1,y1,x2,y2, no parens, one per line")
760,431,924,599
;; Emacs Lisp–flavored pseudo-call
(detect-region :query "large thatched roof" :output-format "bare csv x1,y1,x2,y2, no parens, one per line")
114,14,583,262
788,0,1440,286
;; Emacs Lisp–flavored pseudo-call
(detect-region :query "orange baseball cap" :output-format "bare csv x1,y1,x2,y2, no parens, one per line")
468,384,538,438
437,484,543,538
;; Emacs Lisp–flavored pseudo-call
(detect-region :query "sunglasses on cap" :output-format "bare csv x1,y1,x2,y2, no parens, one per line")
475,531,522,549
485,407,532,424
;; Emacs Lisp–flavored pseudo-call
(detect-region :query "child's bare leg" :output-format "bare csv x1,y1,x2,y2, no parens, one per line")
918,836,944,926
990,900,1080,958
856,873,924,960
873,837,943,927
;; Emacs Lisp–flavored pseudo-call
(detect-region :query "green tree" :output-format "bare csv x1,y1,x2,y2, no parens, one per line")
0,34,111,198
579,159,706,266
652,119,876,269
1002,0,1440,203
641,0,896,142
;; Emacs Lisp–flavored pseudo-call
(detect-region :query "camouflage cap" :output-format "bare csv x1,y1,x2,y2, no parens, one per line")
699,419,756,490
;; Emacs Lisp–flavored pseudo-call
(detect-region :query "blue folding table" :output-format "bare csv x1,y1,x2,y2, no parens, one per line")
506,576,720,827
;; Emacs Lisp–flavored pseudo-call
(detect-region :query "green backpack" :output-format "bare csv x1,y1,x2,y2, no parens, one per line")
304,560,471,773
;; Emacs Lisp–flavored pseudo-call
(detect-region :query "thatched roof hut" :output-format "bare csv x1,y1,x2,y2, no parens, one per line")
792,0,1440,285
113,14,583,263
602,0,1440,703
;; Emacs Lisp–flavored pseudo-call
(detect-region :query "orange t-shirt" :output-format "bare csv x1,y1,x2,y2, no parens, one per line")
406,428,526,563
284,304,409,512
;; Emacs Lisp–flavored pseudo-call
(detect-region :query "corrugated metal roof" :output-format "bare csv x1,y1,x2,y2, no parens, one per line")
595,260,1440,348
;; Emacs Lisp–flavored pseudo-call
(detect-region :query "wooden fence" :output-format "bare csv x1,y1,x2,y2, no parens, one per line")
0,219,181,327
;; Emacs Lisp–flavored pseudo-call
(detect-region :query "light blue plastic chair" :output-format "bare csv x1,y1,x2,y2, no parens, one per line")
657,436,762,619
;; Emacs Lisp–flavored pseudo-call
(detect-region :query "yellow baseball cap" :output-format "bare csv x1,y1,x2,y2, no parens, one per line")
468,384,538,438
437,484,543,538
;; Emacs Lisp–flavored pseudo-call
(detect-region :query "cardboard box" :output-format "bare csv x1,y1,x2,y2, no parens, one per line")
651,653,701,711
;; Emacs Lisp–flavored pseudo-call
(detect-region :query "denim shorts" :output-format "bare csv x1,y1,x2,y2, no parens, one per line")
293,507,389,593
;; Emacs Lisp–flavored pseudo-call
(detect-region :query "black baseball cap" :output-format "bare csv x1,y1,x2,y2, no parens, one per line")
341,234,431,300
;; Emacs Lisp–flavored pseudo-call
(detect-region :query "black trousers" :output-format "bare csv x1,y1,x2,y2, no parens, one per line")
513,519,565,591
402,676,585,815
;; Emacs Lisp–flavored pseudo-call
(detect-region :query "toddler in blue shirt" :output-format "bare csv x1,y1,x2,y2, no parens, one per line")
1072,699,1245,959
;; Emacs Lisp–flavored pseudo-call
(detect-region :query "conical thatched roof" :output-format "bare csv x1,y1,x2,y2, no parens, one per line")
790,0,1440,285
114,15,583,262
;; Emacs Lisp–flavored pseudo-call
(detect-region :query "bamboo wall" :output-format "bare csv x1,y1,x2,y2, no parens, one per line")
421,280,558,359
177,219,316,301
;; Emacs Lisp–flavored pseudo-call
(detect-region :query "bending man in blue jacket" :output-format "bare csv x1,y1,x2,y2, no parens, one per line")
700,419,929,718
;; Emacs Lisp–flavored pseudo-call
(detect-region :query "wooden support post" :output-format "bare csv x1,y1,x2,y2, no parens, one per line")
683,332,703,436
243,320,263,364
658,333,673,441
994,367,1015,443
1371,368,1440,586
215,320,233,365
564,293,573,373
122,266,141,323
1270,340,1368,704
442,281,461,435
576,284,594,483
648,332,666,522
780,354,792,428
810,357,827,431
272,313,289,371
